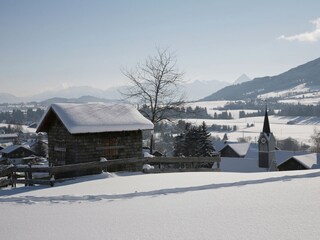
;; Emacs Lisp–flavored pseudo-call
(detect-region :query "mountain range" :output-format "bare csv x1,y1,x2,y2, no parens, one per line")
202,57,320,101
3,55,319,104
0,78,244,103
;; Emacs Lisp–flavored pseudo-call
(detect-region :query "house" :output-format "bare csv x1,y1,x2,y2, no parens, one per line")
219,143,251,158
0,133,18,144
0,144,35,160
36,103,154,170
277,153,319,171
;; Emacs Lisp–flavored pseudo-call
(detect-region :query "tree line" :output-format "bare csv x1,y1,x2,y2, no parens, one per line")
0,108,44,125
174,122,215,157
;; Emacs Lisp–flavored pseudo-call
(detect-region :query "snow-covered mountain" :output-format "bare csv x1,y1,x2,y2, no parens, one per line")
233,74,251,85
30,85,125,102
0,92,23,103
203,57,320,101
0,86,126,103
182,79,230,101
0,80,231,103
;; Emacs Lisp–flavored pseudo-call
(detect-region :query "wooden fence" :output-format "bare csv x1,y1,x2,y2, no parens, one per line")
0,155,221,187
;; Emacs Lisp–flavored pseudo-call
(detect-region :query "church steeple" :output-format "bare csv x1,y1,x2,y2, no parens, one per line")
263,107,271,135
258,106,277,170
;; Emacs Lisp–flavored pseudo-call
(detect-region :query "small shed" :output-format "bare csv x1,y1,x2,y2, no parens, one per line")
277,153,318,171
36,103,154,169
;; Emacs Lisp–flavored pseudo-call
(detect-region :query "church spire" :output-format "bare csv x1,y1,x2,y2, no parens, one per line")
263,106,271,134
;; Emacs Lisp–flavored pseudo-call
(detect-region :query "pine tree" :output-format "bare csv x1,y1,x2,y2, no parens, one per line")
196,122,215,157
183,125,199,156
174,134,185,156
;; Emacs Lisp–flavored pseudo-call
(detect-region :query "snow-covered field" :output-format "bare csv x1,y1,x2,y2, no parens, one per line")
1,170,320,240
184,101,320,145
183,115,320,145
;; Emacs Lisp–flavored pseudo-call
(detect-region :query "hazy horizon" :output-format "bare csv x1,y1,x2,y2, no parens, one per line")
1,1,320,97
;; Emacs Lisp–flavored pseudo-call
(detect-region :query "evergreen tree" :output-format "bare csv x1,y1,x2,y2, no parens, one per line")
196,122,215,156
174,134,185,156
183,125,199,156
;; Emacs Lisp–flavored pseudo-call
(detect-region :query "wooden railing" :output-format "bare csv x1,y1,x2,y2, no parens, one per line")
0,155,221,187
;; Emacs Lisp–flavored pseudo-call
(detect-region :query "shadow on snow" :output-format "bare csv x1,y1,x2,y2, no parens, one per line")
1,171,320,205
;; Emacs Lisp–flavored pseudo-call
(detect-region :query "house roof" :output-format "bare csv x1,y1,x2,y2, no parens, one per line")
36,103,154,134
0,133,18,139
1,144,32,154
220,143,251,157
278,153,318,169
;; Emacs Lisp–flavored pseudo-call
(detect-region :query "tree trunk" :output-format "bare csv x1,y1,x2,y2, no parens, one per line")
149,134,154,154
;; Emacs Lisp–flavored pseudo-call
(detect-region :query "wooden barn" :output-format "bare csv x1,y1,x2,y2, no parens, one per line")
36,103,154,173
277,153,318,171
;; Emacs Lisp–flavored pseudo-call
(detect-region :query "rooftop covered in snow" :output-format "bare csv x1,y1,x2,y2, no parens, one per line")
36,103,154,134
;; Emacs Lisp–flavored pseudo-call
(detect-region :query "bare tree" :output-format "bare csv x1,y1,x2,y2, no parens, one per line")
311,128,320,152
121,48,185,153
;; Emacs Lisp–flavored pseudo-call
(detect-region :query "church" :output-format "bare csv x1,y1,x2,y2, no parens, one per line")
217,108,320,172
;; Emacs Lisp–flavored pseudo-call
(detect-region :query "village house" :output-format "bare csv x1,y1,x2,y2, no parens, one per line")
0,133,19,144
219,142,251,158
277,153,319,171
0,144,36,164
218,109,320,172
36,103,154,170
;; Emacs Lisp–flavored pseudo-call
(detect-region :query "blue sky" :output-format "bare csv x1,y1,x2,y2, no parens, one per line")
1,0,320,97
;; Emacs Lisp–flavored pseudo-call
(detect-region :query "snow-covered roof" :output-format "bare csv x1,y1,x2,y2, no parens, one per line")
220,143,251,157
0,133,18,139
37,103,154,134
278,153,318,169
1,145,31,154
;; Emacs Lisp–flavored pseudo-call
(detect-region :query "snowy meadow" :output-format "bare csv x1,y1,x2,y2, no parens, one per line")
185,101,320,145
1,170,320,240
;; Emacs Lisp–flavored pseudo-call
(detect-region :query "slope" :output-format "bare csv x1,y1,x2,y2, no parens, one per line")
203,57,320,101
1,170,320,240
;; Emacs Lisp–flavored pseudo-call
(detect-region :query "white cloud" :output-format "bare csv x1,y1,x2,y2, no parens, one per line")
278,18,320,43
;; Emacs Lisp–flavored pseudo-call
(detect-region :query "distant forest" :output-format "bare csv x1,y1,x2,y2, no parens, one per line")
0,108,44,125
224,101,320,118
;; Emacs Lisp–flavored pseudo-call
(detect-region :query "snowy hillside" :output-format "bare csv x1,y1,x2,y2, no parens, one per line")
203,57,320,101
185,101,320,145
1,170,320,240
183,115,319,145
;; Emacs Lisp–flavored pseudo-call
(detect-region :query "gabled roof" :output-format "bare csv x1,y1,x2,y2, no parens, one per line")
220,143,251,157
1,145,32,154
278,153,318,169
36,103,154,134
0,133,18,139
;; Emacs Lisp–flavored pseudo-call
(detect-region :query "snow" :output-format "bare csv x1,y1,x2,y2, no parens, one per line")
224,143,251,157
258,83,309,100
183,115,320,145
37,103,154,134
142,164,155,170
0,145,31,154
1,170,320,240
278,153,318,169
221,157,264,172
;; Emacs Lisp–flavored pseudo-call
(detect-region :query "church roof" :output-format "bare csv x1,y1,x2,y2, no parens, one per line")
263,108,271,134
